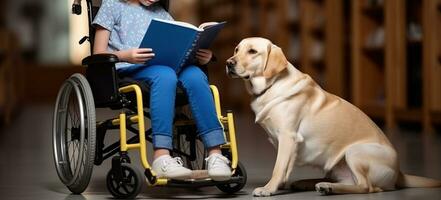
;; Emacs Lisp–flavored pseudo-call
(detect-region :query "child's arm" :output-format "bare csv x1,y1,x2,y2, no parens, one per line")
94,27,155,64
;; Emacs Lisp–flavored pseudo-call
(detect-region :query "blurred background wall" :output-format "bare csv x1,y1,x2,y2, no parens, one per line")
0,0,440,132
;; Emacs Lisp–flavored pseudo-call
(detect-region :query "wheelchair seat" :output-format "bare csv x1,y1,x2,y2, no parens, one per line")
118,76,189,109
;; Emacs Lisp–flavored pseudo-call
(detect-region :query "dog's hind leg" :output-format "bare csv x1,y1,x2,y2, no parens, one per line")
315,143,396,195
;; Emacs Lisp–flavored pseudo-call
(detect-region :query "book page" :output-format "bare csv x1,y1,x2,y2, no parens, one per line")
153,18,203,31
199,22,219,29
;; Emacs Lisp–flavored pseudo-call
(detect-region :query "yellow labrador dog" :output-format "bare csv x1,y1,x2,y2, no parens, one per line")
226,37,441,197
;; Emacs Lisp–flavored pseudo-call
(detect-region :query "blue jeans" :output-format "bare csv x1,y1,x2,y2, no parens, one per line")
118,64,225,150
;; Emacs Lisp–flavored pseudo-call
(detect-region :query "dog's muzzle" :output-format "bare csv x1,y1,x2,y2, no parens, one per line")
226,59,238,77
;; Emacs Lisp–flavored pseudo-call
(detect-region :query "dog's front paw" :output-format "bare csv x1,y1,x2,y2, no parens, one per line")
315,182,333,195
253,187,275,197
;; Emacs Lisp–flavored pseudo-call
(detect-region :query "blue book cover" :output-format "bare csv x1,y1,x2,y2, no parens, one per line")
139,19,226,72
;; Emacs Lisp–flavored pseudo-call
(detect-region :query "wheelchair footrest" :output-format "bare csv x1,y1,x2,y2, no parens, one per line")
165,176,245,188
190,170,209,179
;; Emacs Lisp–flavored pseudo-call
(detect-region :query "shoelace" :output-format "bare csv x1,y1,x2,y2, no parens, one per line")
161,157,185,172
205,154,230,169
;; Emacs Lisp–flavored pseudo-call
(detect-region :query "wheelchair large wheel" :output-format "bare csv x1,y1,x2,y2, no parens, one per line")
216,162,247,194
52,73,96,194
106,163,144,199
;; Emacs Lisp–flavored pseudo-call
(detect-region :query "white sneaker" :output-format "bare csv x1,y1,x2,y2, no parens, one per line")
151,155,192,180
206,153,232,181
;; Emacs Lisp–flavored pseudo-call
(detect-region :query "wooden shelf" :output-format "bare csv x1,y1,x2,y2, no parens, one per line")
0,50,4,66
288,20,300,32
395,108,422,122
310,26,325,38
407,38,422,45
362,45,385,63
362,5,384,21
362,104,386,119
438,3,441,12
393,109,441,124
432,111,441,124
362,45,384,53
310,58,325,67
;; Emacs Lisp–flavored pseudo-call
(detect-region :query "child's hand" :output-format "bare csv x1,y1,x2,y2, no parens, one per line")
122,48,155,64
196,49,212,65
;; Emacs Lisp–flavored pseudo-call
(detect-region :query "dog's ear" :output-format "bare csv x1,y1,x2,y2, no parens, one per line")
263,44,288,79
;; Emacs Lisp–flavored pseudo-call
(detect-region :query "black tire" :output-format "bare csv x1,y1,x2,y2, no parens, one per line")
52,73,96,194
173,130,206,170
216,162,247,194
172,112,206,170
106,163,144,199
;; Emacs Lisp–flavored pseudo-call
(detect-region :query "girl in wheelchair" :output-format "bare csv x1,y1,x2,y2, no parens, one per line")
92,0,231,181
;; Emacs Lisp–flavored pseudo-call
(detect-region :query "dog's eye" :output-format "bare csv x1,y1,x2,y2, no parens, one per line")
248,49,258,54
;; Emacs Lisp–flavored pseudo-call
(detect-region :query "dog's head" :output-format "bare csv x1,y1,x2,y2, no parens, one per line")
226,37,288,80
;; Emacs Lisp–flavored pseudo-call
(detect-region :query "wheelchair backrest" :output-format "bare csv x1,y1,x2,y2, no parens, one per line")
72,0,169,107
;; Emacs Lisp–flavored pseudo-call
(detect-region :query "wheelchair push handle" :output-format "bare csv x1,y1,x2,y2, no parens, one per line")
72,0,82,15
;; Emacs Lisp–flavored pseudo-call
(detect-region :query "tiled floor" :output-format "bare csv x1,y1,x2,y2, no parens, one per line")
1,104,441,199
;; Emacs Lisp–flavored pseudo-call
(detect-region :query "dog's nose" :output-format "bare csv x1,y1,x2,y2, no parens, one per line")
226,59,236,69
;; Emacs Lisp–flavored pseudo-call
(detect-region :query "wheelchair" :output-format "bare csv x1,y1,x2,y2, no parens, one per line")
52,0,246,198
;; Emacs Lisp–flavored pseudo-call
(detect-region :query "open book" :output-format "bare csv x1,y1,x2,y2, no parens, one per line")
139,19,226,72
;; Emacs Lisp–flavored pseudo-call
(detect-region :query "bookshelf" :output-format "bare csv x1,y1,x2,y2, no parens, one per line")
283,0,346,98
352,0,392,126
198,0,251,108
299,0,327,87
352,0,441,131
195,0,440,131
422,0,441,131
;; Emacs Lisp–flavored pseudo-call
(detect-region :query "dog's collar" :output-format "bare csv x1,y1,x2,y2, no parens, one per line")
251,77,277,98
252,83,273,98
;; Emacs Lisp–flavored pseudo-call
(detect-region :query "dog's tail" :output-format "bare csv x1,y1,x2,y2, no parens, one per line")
396,172,441,188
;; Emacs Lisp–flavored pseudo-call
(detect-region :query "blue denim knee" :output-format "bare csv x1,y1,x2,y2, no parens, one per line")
118,64,225,150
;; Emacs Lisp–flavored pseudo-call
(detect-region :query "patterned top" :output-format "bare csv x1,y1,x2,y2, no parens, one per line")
92,0,174,69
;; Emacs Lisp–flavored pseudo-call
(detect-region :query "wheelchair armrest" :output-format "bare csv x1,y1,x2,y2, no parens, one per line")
83,54,120,107
82,53,119,66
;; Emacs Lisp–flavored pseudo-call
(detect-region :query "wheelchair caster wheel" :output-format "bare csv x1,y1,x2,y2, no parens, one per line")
216,162,247,194
106,163,144,199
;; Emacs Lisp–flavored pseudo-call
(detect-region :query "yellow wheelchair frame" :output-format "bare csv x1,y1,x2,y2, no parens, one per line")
115,84,239,186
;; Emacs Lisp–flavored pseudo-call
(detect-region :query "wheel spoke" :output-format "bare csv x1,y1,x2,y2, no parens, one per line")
70,141,78,170
127,173,134,181
68,141,75,165
122,185,131,194
115,183,121,192
68,99,77,127
125,183,135,188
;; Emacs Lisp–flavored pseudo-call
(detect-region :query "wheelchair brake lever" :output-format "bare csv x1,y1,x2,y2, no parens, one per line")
79,36,89,45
